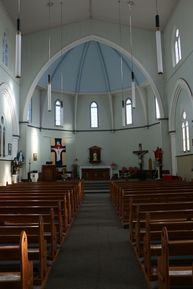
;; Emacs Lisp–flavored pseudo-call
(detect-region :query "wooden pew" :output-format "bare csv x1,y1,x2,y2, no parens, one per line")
123,191,193,226
0,202,63,244
143,218,193,282
0,216,47,286
131,204,193,252
0,230,33,289
135,208,193,256
0,192,73,232
3,180,83,213
0,191,73,233
110,180,193,225
0,210,57,261
157,226,193,289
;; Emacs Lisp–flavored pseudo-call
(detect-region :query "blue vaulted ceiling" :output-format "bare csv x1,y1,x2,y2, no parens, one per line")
38,40,146,94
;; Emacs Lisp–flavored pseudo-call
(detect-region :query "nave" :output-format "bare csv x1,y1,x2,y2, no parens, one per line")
44,193,147,289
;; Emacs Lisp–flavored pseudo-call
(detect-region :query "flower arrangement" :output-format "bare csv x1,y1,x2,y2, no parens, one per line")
128,166,139,177
11,158,23,174
119,166,139,179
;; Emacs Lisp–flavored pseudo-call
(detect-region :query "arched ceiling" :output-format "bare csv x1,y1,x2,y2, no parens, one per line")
38,40,146,94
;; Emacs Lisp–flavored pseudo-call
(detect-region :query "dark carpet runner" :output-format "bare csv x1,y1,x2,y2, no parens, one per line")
45,193,147,289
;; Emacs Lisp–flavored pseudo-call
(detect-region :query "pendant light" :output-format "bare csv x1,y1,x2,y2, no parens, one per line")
60,1,64,94
128,1,136,108
47,0,53,111
47,74,52,111
15,0,21,78
155,0,163,74
121,56,126,126
118,0,125,126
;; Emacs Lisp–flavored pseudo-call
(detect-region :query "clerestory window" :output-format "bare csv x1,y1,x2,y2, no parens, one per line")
90,101,99,128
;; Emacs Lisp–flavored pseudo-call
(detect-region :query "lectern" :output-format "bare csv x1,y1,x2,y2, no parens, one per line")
41,165,56,181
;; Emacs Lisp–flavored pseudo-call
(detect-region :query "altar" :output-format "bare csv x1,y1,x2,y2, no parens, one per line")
80,166,112,180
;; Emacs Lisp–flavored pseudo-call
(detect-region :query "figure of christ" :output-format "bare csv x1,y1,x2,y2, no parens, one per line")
133,143,148,172
51,139,66,167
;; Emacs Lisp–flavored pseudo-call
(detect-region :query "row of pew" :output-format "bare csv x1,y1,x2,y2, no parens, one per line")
110,179,193,289
0,180,84,289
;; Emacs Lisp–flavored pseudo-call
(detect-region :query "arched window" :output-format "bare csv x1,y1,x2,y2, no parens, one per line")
155,97,160,119
0,116,5,157
90,101,98,128
27,99,32,123
125,98,132,125
174,28,182,65
182,111,190,152
2,32,8,67
55,100,63,126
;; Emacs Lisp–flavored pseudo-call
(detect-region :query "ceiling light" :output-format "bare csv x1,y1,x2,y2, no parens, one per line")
47,0,53,111
128,1,136,108
155,0,163,74
15,0,21,78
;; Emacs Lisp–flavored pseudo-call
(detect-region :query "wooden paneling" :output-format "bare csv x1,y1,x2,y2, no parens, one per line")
82,168,110,180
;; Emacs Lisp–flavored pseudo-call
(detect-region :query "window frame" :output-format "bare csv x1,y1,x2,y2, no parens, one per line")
125,97,132,125
155,97,161,120
182,111,190,152
174,27,182,66
54,99,63,127
27,99,32,123
90,101,99,128
2,32,8,67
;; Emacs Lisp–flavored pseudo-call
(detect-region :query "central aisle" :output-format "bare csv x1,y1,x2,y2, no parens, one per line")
45,193,147,289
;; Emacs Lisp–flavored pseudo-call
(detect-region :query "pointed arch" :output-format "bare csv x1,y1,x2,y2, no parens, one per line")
0,83,19,136
23,34,164,124
169,78,193,132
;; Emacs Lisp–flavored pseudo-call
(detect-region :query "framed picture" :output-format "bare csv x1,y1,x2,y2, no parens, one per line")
8,143,12,155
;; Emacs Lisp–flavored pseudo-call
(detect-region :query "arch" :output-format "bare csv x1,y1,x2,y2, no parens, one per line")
0,82,19,136
23,34,164,121
169,78,193,132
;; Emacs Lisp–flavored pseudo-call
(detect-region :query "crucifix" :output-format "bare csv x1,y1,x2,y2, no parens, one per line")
133,143,148,172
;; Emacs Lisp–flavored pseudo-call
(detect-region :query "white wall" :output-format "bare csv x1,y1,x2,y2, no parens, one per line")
0,2,20,185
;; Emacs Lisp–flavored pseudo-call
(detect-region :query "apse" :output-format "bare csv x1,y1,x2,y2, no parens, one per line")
38,40,146,94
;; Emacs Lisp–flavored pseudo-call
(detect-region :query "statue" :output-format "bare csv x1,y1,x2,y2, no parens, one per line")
154,146,163,179
17,150,24,163
93,152,97,161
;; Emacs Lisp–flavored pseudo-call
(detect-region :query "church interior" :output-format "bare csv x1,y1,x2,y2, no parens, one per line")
0,0,192,184
0,0,193,289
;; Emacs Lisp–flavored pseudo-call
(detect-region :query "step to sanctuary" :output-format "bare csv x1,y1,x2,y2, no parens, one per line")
84,180,110,193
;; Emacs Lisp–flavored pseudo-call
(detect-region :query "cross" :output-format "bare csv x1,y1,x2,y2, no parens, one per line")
133,143,148,172
51,138,66,167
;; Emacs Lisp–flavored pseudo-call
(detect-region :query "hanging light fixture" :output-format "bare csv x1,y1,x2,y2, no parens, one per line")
60,1,64,94
121,56,126,126
15,0,21,78
118,0,125,126
128,0,136,108
47,74,52,111
155,0,163,74
47,0,53,111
